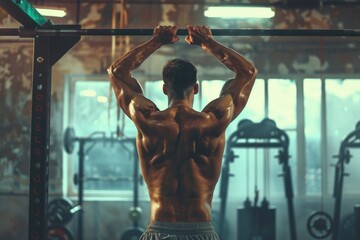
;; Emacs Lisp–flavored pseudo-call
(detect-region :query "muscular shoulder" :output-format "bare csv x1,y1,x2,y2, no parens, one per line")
202,95,233,128
130,95,159,118
129,95,165,134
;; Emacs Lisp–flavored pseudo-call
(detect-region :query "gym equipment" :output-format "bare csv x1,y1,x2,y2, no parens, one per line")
338,213,355,240
237,143,276,240
238,198,275,240
2,27,360,37
63,127,138,240
355,205,360,240
64,128,76,154
47,226,74,240
48,198,81,225
331,121,360,240
307,211,333,239
219,118,296,240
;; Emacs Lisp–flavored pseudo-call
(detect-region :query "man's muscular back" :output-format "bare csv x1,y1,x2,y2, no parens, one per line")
108,25,257,227
133,96,233,222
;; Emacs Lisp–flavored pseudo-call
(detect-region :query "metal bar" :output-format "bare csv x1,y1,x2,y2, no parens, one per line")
76,0,81,24
28,36,52,240
343,142,360,148
22,0,360,5
1,28,360,37
0,0,49,27
77,140,85,240
228,142,284,148
0,28,19,36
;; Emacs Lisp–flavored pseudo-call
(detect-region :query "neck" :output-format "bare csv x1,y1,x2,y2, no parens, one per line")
168,98,193,108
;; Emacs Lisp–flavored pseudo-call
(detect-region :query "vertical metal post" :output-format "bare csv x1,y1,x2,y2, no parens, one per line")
355,205,360,240
78,140,85,240
296,78,306,197
28,36,52,240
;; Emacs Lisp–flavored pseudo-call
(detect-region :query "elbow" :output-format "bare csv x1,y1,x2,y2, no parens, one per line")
107,64,127,79
249,65,257,79
107,65,114,75
107,64,117,76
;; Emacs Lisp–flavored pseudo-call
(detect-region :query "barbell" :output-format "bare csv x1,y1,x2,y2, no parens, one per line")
1,27,360,37
73,173,143,185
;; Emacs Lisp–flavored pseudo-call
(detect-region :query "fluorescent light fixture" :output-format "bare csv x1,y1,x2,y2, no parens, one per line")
80,90,97,97
204,6,275,19
35,7,67,18
97,96,108,103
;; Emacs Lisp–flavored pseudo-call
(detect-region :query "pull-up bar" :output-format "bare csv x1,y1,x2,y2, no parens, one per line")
1,27,360,37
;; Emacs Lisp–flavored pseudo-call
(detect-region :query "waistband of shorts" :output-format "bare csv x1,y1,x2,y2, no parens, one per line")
146,221,215,234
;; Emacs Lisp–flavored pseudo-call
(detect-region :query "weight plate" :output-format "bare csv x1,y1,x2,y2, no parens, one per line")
128,206,142,222
47,225,74,240
307,211,333,239
64,127,75,154
48,198,74,225
120,227,144,240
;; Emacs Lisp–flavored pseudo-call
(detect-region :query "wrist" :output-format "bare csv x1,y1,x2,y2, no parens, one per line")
149,37,164,48
201,37,216,49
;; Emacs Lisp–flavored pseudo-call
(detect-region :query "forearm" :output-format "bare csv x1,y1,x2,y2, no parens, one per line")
202,38,256,76
202,38,257,118
108,38,162,77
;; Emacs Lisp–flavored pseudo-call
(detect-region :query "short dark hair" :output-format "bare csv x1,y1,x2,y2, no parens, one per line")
162,58,197,98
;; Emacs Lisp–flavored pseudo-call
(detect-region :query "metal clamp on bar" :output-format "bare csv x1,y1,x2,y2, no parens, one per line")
19,26,37,38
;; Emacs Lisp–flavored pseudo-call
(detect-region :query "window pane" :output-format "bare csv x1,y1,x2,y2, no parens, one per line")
68,77,138,193
268,79,297,196
226,79,265,135
268,79,297,129
200,80,223,109
326,79,360,195
144,81,168,110
304,79,322,195
73,80,136,137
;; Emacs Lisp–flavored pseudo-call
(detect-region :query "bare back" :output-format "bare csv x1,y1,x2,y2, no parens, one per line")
134,101,231,222
107,25,257,223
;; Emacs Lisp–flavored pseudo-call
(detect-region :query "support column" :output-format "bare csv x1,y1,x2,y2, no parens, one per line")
28,36,52,240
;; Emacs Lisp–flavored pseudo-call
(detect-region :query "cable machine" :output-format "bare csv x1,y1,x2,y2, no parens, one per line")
331,121,360,240
47,128,143,240
218,118,297,240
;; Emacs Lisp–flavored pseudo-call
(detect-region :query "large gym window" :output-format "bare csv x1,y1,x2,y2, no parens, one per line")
63,75,360,200
63,75,140,199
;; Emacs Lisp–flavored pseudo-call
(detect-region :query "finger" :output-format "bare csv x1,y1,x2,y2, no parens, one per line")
153,25,160,34
185,35,191,44
172,26,178,35
187,25,194,33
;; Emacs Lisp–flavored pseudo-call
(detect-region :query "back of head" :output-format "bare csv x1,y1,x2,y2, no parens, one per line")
162,58,197,98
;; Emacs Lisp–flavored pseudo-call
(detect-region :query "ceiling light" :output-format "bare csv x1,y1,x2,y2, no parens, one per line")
80,90,96,97
35,7,67,18
97,96,108,103
204,6,275,19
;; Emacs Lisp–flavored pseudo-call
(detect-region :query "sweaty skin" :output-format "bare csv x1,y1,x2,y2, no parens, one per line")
108,25,257,222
